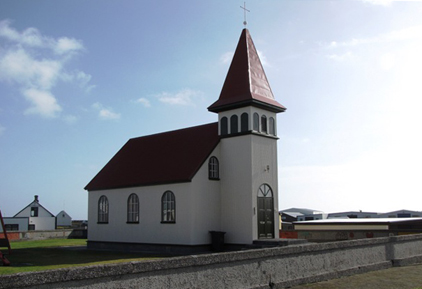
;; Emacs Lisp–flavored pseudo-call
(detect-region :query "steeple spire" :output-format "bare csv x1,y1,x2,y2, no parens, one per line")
240,2,250,27
208,29,286,113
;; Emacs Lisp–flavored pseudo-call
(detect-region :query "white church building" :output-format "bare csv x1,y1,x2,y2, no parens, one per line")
85,28,286,253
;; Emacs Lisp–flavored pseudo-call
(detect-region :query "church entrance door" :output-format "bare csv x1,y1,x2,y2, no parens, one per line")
257,184,274,239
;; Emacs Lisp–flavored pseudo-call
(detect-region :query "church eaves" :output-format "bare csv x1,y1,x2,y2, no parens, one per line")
208,29,286,113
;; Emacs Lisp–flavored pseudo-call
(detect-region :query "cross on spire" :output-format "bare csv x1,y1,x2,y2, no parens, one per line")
240,2,250,27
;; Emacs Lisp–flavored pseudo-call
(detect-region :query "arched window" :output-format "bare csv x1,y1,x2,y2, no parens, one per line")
220,117,228,136
162,191,175,223
127,193,139,223
261,115,268,134
241,113,249,132
98,195,109,224
253,113,260,131
209,156,219,180
258,184,273,198
230,115,238,134
269,117,275,136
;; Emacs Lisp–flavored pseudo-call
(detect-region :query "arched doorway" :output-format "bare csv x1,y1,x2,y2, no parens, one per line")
257,184,274,239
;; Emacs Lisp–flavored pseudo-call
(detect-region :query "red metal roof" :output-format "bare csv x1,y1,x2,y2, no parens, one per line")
208,29,286,113
85,123,220,191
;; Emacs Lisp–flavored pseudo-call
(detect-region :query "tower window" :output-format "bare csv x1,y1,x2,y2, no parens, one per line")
269,117,276,136
230,115,238,134
261,115,267,133
253,113,259,131
220,117,228,136
241,113,249,132
209,156,219,180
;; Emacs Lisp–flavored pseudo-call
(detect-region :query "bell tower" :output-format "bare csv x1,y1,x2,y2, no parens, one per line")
208,29,286,244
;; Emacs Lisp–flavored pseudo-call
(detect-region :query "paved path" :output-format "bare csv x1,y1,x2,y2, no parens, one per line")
290,264,422,289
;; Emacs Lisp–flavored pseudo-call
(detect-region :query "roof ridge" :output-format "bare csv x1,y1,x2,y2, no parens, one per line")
129,122,218,141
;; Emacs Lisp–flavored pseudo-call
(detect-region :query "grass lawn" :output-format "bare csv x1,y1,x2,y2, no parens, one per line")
0,239,161,275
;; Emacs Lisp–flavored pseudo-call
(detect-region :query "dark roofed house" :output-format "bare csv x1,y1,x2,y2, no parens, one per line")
85,29,286,253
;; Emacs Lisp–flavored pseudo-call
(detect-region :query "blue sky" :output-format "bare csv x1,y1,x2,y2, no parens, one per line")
1,0,422,220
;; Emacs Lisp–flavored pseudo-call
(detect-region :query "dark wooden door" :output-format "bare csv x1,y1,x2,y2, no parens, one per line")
257,184,274,239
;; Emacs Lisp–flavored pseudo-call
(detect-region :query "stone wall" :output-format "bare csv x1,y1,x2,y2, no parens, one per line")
0,229,73,241
2,234,422,289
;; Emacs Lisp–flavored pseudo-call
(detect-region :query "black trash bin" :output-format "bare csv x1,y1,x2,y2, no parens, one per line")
209,231,226,252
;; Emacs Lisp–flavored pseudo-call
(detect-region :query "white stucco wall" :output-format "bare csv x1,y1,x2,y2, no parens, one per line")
219,107,279,244
251,134,279,240
0,218,29,232
28,217,56,230
220,135,254,244
189,146,222,244
87,146,222,246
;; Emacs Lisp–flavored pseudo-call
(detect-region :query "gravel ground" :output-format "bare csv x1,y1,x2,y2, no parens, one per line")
289,264,422,289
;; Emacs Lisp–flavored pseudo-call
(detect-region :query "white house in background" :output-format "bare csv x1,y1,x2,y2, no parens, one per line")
12,195,56,231
56,210,72,227
85,28,286,253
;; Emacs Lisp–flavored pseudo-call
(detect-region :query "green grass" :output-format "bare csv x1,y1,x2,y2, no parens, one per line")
0,239,161,275
8,238,87,249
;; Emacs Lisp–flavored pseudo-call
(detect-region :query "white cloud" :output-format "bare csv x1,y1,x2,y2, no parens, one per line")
362,0,422,6
220,52,233,65
361,0,394,6
326,25,422,49
99,109,120,120
75,71,91,86
62,70,96,93
63,114,79,124
0,20,44,47
326,51,356,62
0,20,84,54
92,102,120,120
156,89,202,106
324,25,422,70
257,50,270,68
0,20,92,118
0,49,62,90
54,37,84,55
136,98,151,108
378,53,396,70
23,88,62,118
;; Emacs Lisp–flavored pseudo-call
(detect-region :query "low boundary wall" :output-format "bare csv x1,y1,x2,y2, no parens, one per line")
0,230,72,241
2,234,422,289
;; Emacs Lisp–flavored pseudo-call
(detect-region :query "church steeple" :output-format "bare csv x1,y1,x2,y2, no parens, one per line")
208,29,286,113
